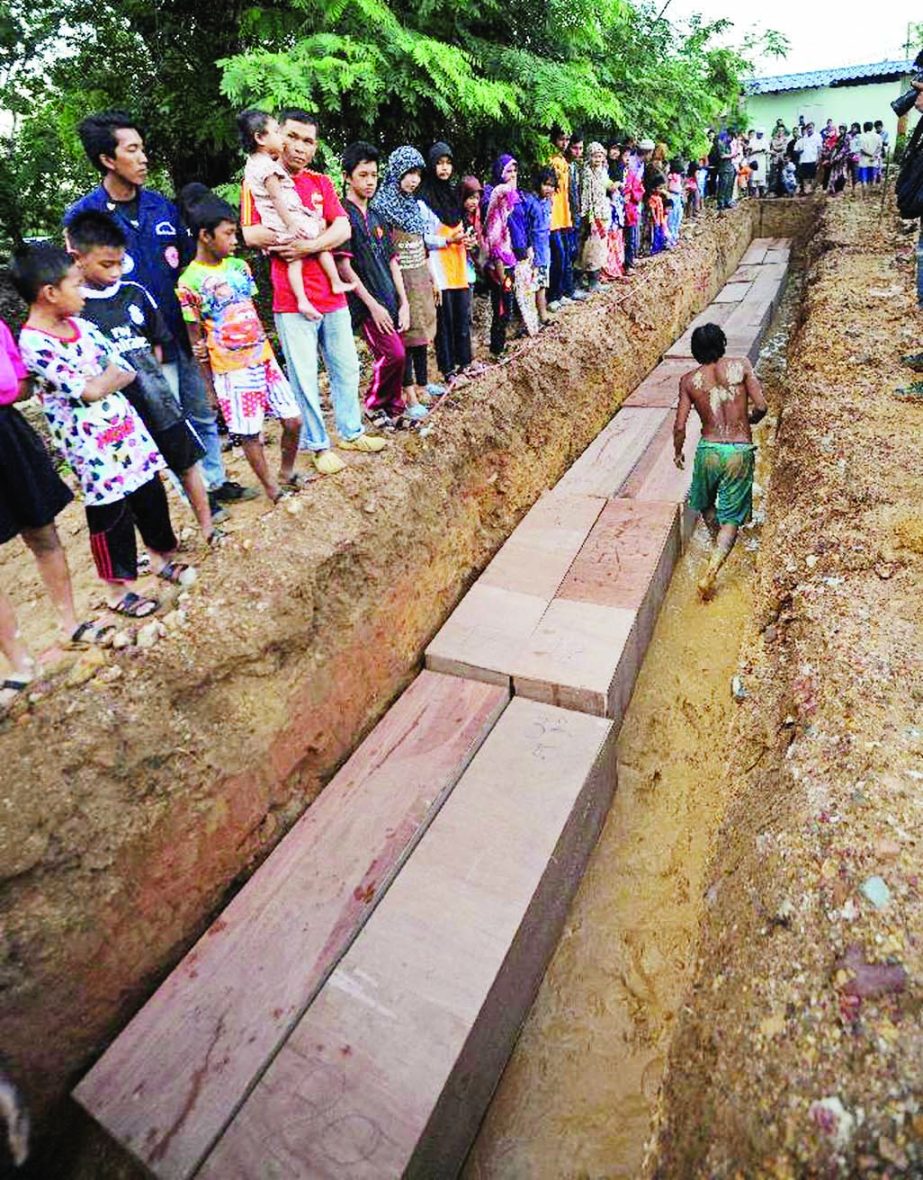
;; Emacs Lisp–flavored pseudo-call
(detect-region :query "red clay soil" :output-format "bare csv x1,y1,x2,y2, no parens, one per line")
0,206,755,1169
651,196,922,1176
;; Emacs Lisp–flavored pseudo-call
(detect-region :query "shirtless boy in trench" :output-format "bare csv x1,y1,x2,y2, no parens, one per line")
673,322,767,599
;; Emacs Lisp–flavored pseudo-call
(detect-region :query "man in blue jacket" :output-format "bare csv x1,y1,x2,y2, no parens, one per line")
64,111,254,514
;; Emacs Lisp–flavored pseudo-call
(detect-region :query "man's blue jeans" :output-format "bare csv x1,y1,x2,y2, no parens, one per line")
549,229,575,301
162,349,225,491
274,307,363,451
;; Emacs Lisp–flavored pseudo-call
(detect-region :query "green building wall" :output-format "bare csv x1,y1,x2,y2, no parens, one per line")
744,79,909,145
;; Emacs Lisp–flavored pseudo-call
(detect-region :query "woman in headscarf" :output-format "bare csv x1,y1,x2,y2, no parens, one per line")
418,142,474,385
371,145,437,416
580,141,613,288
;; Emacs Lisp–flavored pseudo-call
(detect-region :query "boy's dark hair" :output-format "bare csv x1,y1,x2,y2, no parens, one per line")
66,210,127,254
534,165,558,190
9,241,74,303
237,108,273,154
177,183,236,236
874,119,883,128
691,323,727,365
278,108,320,131
550,123,567,142
568,129,584,145
863,120,874,132
342,141,379,176
77,110,142,173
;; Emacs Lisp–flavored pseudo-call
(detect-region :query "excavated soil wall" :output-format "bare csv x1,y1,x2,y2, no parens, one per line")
0,208,754,1160
652,198,922,1176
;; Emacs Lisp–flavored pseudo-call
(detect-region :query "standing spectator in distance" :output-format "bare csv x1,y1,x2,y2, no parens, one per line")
873,119,890,180
458,175,486,294
240,108,385,476
825,126,851,195
622,155,644,274
0,315,112,709
847,122,862,189
748,129,768,197
566,131,585,287
336,141,411,429
855,121,883,193
64,110,248,517
524,166,556,325
666,160,684,244
769,121,789,196
371,145,439,416
547,126,579,308
67,210,220,544
483,154,522,357
419,143,474,386
715,132,737,210
237,108,353,320
579,142,612,289
13,242,192,620
794,121,823,195
685,160,702,217
821,117,836,142
176,185,305,501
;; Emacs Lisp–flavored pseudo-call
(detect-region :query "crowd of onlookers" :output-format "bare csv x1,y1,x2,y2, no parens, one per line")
707,118,892,204
0,103,900,710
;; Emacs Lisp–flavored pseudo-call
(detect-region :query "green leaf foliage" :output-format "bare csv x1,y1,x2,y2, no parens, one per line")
0,0,787,245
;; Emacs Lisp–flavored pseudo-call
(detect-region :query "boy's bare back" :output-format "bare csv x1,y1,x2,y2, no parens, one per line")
677,356,766,444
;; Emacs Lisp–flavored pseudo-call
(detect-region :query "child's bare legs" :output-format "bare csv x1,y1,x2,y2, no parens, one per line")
537,288,550,323
20,523,79,641
0,593,35,683
240,434,281,501
277,416,302,484
287,258,322,322
179,464,217,540
318,249,355,296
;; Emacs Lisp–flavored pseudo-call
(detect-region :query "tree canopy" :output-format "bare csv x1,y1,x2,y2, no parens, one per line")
0,0,786,243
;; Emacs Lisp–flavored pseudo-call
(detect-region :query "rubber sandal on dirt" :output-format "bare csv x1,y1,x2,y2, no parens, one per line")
338,434,386,453
206,527,229,546
312,450,347,475
110,592,159,619
271,488,295,504
157,561,197,587
68,620,116,648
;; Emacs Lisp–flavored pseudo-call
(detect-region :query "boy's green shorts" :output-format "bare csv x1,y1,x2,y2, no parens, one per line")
688,440,757,526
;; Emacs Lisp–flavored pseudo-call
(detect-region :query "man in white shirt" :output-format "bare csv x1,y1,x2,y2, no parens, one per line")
855,121,883,194
794,122,823,194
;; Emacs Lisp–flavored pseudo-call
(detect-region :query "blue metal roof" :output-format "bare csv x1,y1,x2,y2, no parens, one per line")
745,59,913,96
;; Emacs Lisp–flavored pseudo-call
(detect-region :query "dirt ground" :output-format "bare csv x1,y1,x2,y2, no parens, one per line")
0,205,755,1173
652,196,922,1176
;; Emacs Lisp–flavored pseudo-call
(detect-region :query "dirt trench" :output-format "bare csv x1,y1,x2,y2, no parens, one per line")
0,207,757,1168
651,197,922,1176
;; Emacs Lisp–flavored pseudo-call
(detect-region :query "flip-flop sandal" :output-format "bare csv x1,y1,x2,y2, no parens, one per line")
110,591,159,619
271,488,295,504
157,561,197,587
206,526,229,546
69,620,116,648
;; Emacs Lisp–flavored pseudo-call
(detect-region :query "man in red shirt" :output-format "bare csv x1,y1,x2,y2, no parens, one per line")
240,109,385,475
